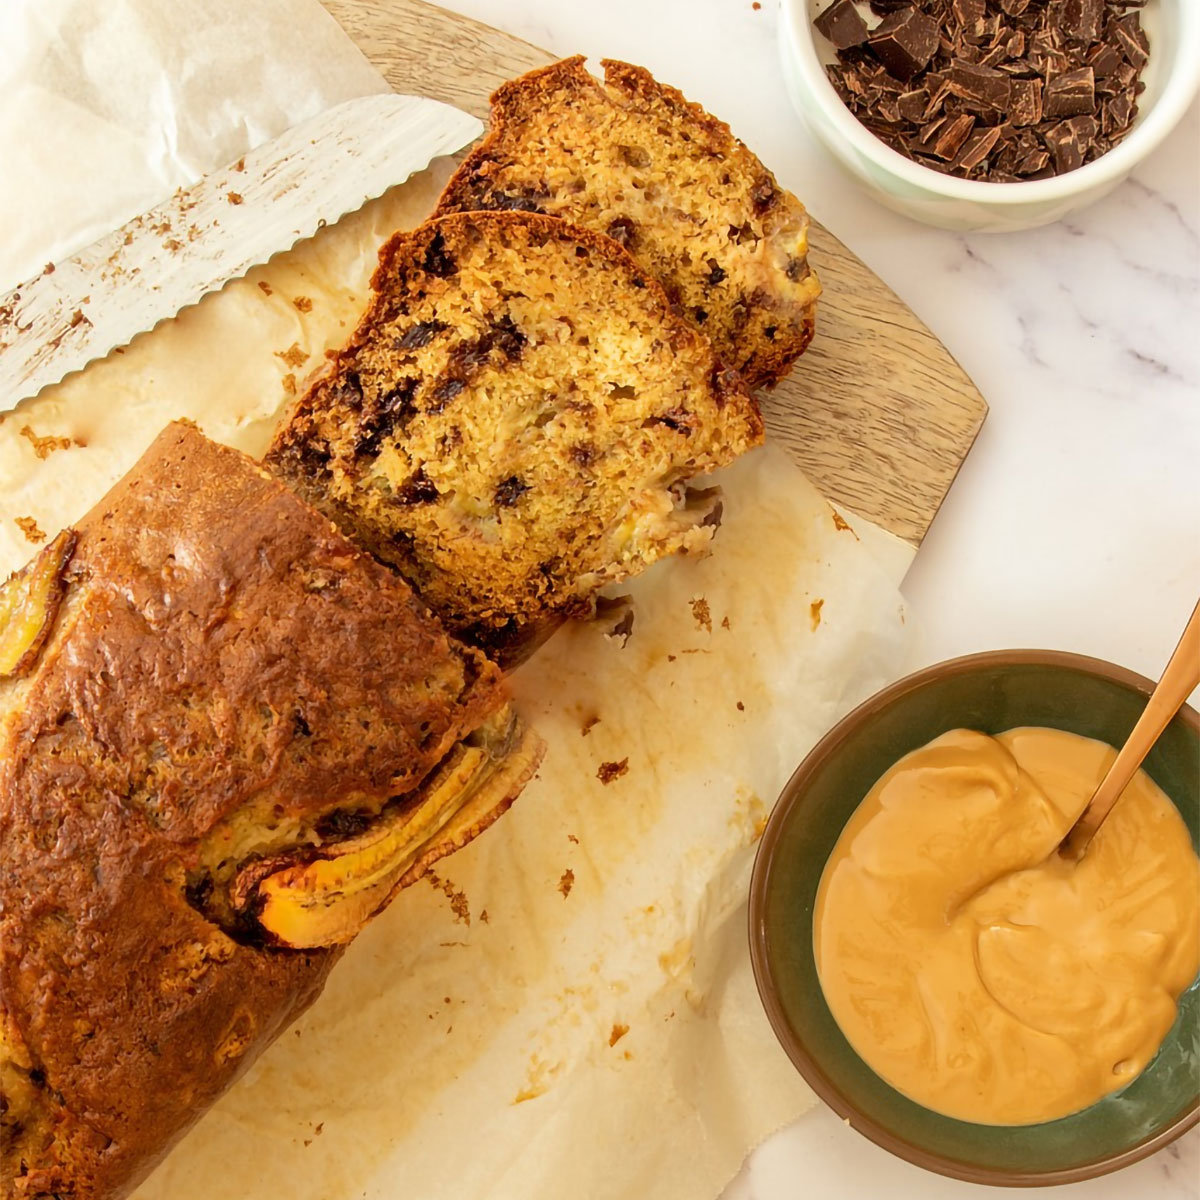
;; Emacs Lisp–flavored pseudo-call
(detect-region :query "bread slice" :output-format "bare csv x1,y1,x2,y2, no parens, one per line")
266,211,764,665
435,56,822,390
0,423,542,1200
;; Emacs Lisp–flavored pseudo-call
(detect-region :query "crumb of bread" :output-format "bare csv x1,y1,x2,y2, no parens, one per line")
15,516,46,543
597,758,629,785
19,426,74,459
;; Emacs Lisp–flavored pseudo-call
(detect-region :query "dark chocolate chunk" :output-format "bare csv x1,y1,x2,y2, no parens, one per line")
1009,78,1044,126
813,0,869,51
396,321,446,351
393,469,440,505
493,476,529,507
1051,0,1104,44
421,231,457,277
954,125,1005,172
953,0,988,40
868,8,941,82
1043,115,1097,173
1112,13,1149,71
1044,67,1095,118
931,113,976,160
947,63,1012,110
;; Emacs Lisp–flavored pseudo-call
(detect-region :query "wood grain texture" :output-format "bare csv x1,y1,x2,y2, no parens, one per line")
322,0,987,547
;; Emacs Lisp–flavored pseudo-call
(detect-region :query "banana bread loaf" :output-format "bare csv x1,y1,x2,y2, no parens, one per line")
265,210,764,666
0,422,542,1200
435,57,822,390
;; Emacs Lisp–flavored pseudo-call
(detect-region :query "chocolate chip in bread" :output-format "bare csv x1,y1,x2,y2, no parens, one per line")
266,210,764,666
435,56,822,390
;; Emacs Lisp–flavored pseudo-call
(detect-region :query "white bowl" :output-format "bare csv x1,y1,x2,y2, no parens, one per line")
779,0,1200,232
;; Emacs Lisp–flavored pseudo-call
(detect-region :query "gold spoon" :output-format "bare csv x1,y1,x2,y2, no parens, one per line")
1059,597,1200,861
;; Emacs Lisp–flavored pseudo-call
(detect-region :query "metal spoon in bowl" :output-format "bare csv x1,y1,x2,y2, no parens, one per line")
1059,598,1200,862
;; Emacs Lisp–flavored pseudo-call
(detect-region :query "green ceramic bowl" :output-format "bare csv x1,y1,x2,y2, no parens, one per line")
749,649,1200,1187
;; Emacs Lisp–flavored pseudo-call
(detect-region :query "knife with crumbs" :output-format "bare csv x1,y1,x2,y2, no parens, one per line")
0,94,483,413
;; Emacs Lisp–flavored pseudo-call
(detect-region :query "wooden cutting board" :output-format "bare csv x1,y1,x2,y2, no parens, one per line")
323,0,987,548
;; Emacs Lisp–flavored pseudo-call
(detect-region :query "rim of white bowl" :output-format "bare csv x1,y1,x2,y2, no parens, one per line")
780,0,1200,206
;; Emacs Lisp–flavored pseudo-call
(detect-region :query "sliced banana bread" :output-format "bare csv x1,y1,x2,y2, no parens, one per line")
435,56,822,390
265,211,763,665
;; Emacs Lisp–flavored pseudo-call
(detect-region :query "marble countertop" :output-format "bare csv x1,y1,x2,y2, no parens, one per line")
439,0,1199,1196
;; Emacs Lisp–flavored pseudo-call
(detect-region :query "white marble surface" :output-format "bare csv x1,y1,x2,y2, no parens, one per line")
433,0,1200,1196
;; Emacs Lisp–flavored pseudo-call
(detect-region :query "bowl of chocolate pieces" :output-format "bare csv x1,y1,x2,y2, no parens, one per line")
779,0,1200,230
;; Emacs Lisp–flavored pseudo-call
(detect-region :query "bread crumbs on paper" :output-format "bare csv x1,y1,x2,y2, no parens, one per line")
226,191,244,205
721,615,731,630
581,714,600,737
293,296,313,312
558,868,575,898
282,373,297,396
15,516,46,543
810,598,824,631
275,343,309,368
831,510,858,538
609,1023,629,1047
690,596,712,633
567,833,579,845
426,872,470,924
258,281,273,296
736,700,745,712
479,908,490,924
597,758,629,784
19,426,74,459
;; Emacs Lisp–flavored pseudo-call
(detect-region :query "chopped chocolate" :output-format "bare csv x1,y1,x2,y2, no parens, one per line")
952,0,987,40
947,63,1011,110
813,0,1149,182
954,124,1005,172
868,7,941,81
1052,0,1105,44
931,113,976,160
814,0,869,50
1009,78,1044,126
1043,67,1095,119
1044,115,1097,173
1112,13,1149,71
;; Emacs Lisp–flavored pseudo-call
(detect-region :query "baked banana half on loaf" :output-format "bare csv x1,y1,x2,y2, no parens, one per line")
0,423,542,1200
435,56,822,390
266,210,764,666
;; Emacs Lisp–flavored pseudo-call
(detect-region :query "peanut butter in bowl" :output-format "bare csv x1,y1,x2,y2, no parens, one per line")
814,726,1200,1127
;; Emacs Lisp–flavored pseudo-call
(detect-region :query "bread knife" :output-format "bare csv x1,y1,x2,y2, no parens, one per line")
0,94,483,414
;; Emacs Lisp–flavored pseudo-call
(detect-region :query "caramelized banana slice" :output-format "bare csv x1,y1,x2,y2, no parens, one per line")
0,530,75,679
238,707,543,948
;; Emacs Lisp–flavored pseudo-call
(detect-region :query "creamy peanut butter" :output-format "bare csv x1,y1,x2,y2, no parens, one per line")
814,727,1200,1125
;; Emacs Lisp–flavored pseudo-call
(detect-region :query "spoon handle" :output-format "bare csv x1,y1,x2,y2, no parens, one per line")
1060,598,1200,862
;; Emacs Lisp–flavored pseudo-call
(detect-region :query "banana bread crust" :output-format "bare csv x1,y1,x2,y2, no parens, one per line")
436,56,822,390
0,423,506,1199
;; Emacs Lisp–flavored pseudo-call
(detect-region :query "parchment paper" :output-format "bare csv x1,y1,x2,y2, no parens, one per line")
0,4,915,1198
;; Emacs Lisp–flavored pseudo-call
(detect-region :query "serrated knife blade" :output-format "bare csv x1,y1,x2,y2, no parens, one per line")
0,94,483,413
